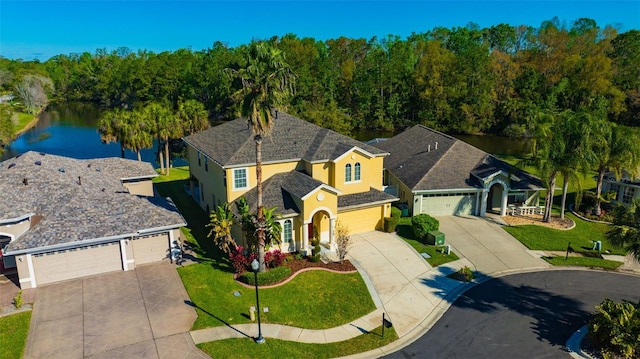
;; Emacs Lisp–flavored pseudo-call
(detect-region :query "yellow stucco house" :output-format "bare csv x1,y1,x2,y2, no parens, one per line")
182,112,398,253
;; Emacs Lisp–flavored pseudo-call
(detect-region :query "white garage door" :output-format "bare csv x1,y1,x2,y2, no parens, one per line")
421,193,477,216
33,242,122,286
132,234,169,265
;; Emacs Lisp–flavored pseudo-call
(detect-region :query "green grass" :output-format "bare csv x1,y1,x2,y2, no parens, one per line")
197,325,398,359
155,167,376,331
0,311,32,359
179,264,375,330
544,256,623,270
14,112,35,134
395,218,459,267
503,213,626,255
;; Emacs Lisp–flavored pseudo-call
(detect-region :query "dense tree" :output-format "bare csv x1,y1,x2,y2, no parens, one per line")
177,99,209,135
225,41,294,272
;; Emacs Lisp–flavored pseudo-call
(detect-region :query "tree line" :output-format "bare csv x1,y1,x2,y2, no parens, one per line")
0,17,638,139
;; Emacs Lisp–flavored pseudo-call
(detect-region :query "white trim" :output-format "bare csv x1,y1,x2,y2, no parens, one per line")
306,206,337,223
413,188,483,195
120,240,128,271
0,213,35,225
333,146,376,162
300,184,342,201
338,199,398,211
27,254,36,288
231,167,249,191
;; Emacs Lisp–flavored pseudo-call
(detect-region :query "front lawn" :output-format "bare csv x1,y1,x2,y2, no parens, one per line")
0,311,31,359
396,218,459,267
197,325,398,359
155,167,376,330
544,256,623,269
503,213,626,255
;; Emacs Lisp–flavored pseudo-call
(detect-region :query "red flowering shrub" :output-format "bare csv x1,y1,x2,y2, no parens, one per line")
228,246,256,274
265,249,287,268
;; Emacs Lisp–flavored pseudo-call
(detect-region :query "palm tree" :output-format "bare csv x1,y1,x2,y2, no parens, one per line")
225,41,295,272
177,99,209,135
124,109,153,161
98,108,127,158
207,203,237,254
143,102,181,175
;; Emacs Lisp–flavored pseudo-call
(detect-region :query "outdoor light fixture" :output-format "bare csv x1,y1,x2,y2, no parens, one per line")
251,258,265,344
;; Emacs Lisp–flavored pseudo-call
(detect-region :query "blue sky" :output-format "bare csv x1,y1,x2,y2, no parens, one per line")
1,1,639,61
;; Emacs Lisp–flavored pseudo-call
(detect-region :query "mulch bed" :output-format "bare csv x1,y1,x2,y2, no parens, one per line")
284,258,356,274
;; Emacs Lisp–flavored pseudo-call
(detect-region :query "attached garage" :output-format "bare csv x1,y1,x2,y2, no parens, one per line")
421,193,478,216
132,234,170,265
32,242,122,286
338,206,384,234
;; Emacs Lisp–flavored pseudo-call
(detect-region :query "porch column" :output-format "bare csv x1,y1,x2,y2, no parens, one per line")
329,218,336,251
480,190,489,217
302,223,309,255
500,189,508,216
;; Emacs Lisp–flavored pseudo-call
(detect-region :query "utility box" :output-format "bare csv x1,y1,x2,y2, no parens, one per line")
427,231,445,246
397,203,409,217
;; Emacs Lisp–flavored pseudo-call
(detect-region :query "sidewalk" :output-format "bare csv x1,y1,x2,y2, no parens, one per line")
190,217,551,357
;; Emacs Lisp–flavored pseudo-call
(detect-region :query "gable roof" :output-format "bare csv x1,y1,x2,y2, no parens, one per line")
1,151,185,254
374,125,544,192
182,111,388,167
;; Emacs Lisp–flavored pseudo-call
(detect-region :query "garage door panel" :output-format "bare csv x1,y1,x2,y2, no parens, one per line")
132,234,169,265
422,193,477,216
33,242,122,285
338,206,383,234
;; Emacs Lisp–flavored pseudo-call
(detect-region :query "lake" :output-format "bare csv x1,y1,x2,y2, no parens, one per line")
2,103,532,164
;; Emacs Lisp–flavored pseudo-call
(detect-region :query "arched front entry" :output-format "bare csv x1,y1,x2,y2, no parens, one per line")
304,208,337,253
483,179,509,216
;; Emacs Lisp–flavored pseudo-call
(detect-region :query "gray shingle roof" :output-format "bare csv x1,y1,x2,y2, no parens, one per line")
337,189,398,210
1,151,185,254
375,125,544,191
182,112,388,167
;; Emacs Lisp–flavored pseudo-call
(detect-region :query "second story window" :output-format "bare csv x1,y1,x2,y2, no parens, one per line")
233,168,248,190
204,157,208,172
197,152,201,166
354,162,361,181
345,164,352,182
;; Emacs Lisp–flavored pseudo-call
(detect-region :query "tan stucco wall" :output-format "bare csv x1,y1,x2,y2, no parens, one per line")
227,161,302,202
0,218,31,238
188,146,228,211
310,161,332,185
123,180,154,197
384,171,414,213
337,206,384,234
16,256,32,289
302,187,338,222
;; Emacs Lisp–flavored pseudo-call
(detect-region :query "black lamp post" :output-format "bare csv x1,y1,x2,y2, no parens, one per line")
251,258,265,344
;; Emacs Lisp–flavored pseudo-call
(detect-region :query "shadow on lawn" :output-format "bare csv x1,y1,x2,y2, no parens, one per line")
185,300,252,339
421,271,590,348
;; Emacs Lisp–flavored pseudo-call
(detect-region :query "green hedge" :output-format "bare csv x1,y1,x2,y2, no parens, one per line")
240,266,292,286
384,216,400,232
391,207,402,218
411,214,439,241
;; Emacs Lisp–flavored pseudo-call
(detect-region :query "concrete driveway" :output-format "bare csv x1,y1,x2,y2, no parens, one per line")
438,215,550,275
24,262,209,359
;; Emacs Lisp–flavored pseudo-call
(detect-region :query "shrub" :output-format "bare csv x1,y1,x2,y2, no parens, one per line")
458,266,474,282
14,290,23,309
391,207,402,218
383,216,400,232
310,237,321,257
589,298,640,359
335,221,351,264
264,249,286,268
241,266,292,286
411,214,439,241
228,246,256,274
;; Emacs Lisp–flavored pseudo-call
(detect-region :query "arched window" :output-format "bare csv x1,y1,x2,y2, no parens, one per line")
283,220,292,243
354,162,361,181
345,164,352,182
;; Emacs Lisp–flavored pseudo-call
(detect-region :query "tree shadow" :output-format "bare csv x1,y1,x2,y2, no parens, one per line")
185,300,252,339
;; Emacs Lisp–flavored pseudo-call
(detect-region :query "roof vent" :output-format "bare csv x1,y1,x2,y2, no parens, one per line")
8,163,16,169
39,152,45,156
435,141,438,150
87,163,91,168
23,178,28,186
58,168,65,173
78,176,82,185
428,145,431,152
35,161,42,166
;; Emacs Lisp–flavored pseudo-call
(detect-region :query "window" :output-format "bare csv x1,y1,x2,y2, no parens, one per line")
204,157,208,172
283,220,292,243
345,164,352,182
609,183,620,201
354,162,361,181
233,168,248,189
197,152,201,166
622,187,636,204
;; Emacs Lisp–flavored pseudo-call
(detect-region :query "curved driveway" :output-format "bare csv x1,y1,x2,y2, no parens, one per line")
385,270,640,359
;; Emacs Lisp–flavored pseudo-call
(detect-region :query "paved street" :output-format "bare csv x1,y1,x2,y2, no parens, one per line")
384,270,640,359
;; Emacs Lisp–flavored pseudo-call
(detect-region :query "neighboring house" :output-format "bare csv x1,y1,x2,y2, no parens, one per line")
0,151,186,289
182,112,398,253
374,125,545,217
601,169,640,205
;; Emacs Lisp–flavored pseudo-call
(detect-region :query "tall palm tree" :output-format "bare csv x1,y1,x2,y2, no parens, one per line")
177,99,209,135
98,108,127,158
125,109,154,161
143,102,181,174
226,41,295,272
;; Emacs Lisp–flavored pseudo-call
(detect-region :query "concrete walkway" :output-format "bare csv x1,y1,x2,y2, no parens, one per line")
190,215,552,357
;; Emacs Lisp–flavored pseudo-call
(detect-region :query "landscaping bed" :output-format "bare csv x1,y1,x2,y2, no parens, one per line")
236,257,357,287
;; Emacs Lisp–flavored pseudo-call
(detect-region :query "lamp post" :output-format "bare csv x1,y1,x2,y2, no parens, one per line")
251,258,265,344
